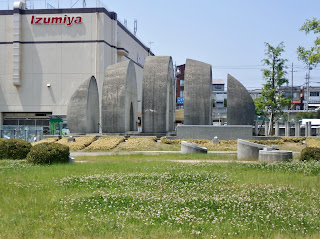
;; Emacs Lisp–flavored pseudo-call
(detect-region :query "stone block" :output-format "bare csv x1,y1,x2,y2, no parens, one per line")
184,59,212,125
142,56,175,133
259,150,293,162
102,60,138,133
237,139,269,160
212,136,219,144
67,76,99,133
67,136,75,142
181,141,207,154
227,74,255,125
177,125,252,140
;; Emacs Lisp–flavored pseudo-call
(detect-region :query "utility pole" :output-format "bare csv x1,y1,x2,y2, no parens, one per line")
289,63,297,109
305,66,313,111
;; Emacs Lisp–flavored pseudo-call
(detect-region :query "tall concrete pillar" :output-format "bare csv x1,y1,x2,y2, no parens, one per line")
305,122,309,137
142,56,175,133
295,121,300,137
265,121,269,136
102,61,138,133
255,121,259,136
184,59,212,125
285,121,290,137
0,112,3,125
275,121,280,136
308,121,312,137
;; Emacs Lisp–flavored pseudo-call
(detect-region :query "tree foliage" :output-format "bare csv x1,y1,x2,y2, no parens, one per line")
255,42,291,135
297,18,320,67
296,110,320,119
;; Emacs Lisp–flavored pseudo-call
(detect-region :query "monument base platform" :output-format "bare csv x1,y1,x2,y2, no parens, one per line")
176,125,253,140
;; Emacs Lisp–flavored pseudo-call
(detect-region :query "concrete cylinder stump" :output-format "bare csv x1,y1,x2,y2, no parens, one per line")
181,141,207,154
67,76,99,134
102,60,138,133
259,149,293,162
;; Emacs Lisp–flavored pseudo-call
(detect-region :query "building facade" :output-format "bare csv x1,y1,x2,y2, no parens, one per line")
175,64,185,110
0,2,152,133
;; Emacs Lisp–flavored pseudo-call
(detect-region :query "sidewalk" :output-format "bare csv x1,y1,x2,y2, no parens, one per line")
70,151,237,157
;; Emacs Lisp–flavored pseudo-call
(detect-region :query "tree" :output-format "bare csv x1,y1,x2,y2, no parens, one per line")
297,18,320,67
297,18,320,110
255,42,291,135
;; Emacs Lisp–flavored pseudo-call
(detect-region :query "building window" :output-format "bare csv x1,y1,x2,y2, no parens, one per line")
180,90,184,97
180,80,184,86
310,92,320,97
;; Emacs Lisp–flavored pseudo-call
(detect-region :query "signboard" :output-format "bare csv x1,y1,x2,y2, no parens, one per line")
177,97,184,104
31,15,82,26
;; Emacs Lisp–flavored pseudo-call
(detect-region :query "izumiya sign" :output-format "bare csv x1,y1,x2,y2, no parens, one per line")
31,15,82,26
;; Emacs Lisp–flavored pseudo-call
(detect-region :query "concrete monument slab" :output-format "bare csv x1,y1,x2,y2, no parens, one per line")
184,59,212,125
181,141,207,154
177,125,252,140
142,56,175,133
102,60,138,133
67,76,99,133
227,74,255,125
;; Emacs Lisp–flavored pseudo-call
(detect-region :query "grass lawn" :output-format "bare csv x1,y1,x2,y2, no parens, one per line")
0,157,319,238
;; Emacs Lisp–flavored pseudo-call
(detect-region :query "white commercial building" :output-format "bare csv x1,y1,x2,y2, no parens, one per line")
0,1,152,134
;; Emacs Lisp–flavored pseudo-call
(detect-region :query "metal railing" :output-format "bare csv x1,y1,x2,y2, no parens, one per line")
0,125,44,142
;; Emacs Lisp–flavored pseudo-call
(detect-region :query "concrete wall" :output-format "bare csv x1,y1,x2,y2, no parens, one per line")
0,7,150,122
176,125,253,140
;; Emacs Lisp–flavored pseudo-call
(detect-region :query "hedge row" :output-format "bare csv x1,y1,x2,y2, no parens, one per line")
300,147,320,161
0,139,32,159
0,138,69,164
27,142,69,164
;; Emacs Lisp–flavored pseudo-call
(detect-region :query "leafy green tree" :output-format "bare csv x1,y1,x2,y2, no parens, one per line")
297,18,320,67
297,18,320,110
255,42,291,135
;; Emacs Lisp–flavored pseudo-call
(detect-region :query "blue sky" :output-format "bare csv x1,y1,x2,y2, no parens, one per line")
2,0,320,89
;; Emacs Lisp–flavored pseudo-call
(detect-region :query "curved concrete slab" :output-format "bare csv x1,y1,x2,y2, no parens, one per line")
227,74,255,125
102,60,138,133
184,59,212,125
67,76,99,133
181,141,208,154
142,56,175,133
237,139,268,160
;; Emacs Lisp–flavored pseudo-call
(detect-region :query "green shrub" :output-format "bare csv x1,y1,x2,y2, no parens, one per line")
27,143,70,164
281,137,306,143
0,138,6,159
300,147,320,162
0,139,32,159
